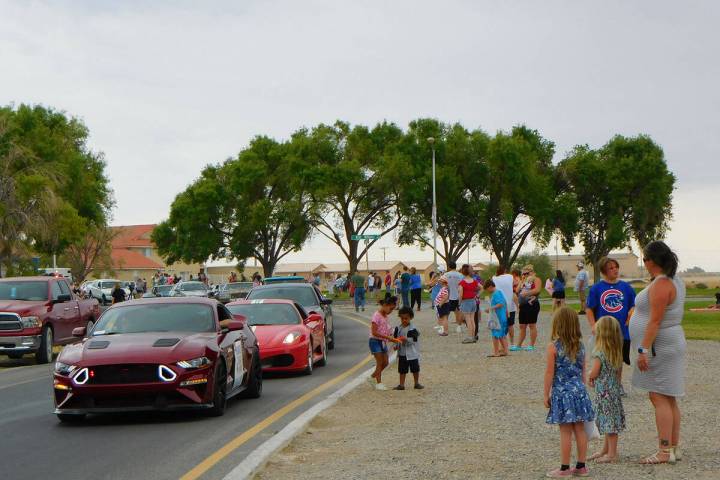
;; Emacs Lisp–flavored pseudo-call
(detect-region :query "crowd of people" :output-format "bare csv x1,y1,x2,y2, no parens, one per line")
363,241,687,477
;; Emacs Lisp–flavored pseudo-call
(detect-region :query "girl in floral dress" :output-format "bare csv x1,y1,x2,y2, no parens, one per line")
544,307,595,478
588,316,626,463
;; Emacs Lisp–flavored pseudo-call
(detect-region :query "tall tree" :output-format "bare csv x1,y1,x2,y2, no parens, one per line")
153,136,313,277
396,119,490,264
477,126,561,269
293,121,404,273
559,135,674,279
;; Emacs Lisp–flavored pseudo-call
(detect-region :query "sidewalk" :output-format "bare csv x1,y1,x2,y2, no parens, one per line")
254,308,720,479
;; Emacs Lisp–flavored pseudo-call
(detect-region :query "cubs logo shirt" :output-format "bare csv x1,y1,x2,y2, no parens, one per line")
587,280,636,340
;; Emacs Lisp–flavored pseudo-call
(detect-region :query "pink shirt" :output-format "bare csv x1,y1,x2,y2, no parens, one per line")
370,311,392,340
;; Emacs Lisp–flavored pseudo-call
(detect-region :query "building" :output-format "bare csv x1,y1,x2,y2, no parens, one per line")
549,252,642,284
103,225,204,283
403,260,439,283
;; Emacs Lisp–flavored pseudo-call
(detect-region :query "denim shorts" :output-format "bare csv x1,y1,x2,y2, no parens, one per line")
369,338,388,354
459,299,477,313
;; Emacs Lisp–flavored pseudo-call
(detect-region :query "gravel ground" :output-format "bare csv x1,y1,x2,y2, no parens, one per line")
254,307,720,480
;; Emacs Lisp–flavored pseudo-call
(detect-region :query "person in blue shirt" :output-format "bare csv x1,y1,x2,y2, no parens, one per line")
409,267,423,311
551,270,566,311
586,257,636,375
484,279,508,357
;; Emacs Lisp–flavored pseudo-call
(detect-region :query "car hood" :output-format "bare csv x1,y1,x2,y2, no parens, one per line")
251,324,306,347
0,300,49,315
59,331,217,366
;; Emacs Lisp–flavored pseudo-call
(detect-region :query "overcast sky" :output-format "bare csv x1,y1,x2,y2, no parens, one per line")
2,0,719,270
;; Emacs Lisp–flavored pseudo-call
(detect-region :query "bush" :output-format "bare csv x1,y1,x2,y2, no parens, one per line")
696,282,708,289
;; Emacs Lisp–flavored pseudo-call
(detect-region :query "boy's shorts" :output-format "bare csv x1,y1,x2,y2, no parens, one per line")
437,302,451,317
369,338,388,354
398,355,420,374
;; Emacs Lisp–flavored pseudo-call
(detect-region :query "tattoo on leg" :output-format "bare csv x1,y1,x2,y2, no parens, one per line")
660,439,670,447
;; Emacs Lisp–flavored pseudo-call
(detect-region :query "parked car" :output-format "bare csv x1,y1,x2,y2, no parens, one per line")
215,282,253,304
52,297,262,422
87,279,131,305
142,285,175,298
0,276,101,363
245,282,334,349
170,281,210,298
227,299,327,374
263,276,306,284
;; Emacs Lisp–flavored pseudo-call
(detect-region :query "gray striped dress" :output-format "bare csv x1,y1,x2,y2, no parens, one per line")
630,275,686,397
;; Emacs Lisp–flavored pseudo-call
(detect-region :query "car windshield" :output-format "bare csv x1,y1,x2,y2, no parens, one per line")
93,304,216,334
100,281,120,289
181,282,206,291
247,286,317,307
0,281,48,301
156,285,173,294
226,303,300,326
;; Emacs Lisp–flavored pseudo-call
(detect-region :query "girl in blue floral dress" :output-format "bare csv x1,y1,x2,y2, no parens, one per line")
588,316,626,463
544,307,595,478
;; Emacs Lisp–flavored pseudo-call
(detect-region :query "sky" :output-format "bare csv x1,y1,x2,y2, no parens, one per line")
2,0,719,270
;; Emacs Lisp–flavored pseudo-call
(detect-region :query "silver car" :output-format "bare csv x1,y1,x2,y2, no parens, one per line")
169,281,210,298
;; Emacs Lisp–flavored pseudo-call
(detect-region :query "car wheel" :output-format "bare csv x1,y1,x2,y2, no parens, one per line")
316,334,327,367
101,293,108,306
303,343,313,375
242,350,262,399
208,362,227,417
57,413,86,423
328,327,335,350
35,326,53,364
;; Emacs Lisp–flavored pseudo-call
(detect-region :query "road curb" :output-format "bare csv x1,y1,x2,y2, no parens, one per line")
222,352,396,480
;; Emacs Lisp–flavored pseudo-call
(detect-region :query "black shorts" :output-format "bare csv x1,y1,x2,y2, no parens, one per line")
507,311,516,327
448,299,459,312
437,302,451,317
398,356,420,374
519,301,540,324
552,290,566,299
623,339,631,365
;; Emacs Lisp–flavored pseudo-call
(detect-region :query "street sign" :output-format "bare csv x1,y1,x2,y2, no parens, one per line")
351,234,381,241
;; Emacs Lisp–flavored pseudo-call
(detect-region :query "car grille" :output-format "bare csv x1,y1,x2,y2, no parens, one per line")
0,313,22,331
90,364,160,384
261,354,295,368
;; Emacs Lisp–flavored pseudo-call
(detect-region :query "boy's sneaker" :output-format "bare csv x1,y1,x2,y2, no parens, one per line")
545,468,573,478
573,466,590,477
375,383,388,391
509,345,521,351
392,385,405,390
414,384,425,389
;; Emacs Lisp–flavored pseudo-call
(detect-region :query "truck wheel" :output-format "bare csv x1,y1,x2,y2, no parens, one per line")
35,326,54,364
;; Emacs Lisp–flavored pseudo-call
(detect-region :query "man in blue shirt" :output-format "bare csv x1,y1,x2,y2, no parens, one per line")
586,256,636,369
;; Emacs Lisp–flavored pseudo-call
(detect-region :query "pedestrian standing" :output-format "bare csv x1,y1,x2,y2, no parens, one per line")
444,261,464,330
352,271,367,312
552,270,566,311
434,276,450,336
493,266,517,346
368,296,402,391
575,262,590,315
513,264,542,351
384,270,392,296
367,272,375,296
588,316,626,464
393,271,401,296
400,266,411,308
392,306,423,390
111,282,127,304
458,264,480,343
409,267,423,311
484,279,508,356
543,307,595,478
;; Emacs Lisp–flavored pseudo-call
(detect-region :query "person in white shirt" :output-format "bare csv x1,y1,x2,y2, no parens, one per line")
443,261,464,328
574,261,590,315
492,265,517,345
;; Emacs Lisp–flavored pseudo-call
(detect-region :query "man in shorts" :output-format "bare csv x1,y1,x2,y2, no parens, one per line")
492,265,517,345
443,261,464,327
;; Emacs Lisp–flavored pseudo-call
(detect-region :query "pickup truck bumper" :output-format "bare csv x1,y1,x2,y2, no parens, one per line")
0,335,41,354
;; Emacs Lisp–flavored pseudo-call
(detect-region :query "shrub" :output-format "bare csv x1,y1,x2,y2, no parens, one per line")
695,282,708,289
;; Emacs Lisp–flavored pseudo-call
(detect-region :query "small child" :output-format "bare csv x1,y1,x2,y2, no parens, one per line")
544,307,595,478
484,279,508,357
368,296,402,391
588,316,626,463
392,306,424,390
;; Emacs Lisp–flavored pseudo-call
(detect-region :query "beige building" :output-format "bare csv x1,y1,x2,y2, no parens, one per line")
549,252,642,284
403,260,439,283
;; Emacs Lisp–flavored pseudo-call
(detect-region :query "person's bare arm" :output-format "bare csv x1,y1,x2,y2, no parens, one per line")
637,278,674,371
371,322,400,343
588,357,601,388
544,343,556,408
586,307,597,334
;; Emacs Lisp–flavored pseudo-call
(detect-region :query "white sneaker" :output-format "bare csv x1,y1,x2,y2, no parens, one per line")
375,383,389,391
433,325,442,331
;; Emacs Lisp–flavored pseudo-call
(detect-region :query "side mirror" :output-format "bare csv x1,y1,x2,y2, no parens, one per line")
305,313,323,324
72,326,86,337
55,294,72,304
224,317,245,331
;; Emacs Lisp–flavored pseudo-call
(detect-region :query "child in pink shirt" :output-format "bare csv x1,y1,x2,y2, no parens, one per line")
368,295,402,391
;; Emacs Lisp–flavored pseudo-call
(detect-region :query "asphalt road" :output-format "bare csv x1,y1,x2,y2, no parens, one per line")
0,311,370,480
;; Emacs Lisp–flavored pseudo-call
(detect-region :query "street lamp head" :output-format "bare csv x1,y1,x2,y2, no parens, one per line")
427,137,435,144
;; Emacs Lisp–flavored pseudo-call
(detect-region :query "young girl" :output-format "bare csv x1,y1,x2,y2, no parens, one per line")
588,316,626,463
484,279,508,357
434,276,450,336
368,296,402,391
544,307,595,478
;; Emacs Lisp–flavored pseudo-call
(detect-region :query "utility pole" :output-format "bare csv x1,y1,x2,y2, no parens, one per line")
380,247,388,261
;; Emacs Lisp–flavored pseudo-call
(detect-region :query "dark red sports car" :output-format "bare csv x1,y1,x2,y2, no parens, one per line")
226,299,327,374
53,297,261,422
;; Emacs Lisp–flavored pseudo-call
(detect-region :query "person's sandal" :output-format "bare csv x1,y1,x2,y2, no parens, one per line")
595,455,617,464
640,448,675,465
673,445,682,461
587,452,606,461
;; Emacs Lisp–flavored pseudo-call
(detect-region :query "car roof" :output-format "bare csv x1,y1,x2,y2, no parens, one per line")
263,276,306,283
0,276,54,281
227,298,295,306
110,297,219,307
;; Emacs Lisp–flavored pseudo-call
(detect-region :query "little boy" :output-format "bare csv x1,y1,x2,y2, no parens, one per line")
393,306,424,390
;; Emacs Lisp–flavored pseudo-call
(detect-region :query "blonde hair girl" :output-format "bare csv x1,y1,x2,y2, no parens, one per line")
587,316,626,463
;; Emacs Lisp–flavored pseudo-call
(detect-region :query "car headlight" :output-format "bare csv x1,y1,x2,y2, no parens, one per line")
54,362,77,375
177,356,211,369
20,316,41,328
282,332,302,344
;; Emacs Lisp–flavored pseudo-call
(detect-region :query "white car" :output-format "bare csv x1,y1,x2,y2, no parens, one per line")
87,279,131,305
169,281,210,298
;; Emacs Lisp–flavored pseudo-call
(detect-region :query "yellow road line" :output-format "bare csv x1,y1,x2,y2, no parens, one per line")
179,353,373,480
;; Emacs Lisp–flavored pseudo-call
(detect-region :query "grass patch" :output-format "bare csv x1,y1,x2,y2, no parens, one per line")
683,311,720,341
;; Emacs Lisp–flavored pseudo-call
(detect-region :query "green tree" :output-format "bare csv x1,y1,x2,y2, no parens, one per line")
513,251,554,285
559,135,675,279
293,121,404,274
477,126,564,269
153,136,313,277
396,119,490,265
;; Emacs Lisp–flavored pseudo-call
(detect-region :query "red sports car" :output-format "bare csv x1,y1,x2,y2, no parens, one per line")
226,299,327,374
53,297,262,422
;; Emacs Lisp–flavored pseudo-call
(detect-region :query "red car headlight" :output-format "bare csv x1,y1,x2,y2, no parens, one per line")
282,331,303,344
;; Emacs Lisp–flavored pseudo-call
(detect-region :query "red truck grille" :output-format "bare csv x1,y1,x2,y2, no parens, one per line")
0,313,22,331
90,364,161,384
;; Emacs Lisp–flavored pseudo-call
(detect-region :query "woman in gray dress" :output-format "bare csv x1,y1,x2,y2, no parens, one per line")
629,241,685,465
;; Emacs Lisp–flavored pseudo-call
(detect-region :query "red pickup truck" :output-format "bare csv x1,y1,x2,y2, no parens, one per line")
0,276,100,363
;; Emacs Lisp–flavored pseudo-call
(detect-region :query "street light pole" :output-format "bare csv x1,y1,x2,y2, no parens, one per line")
428,137,438,267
